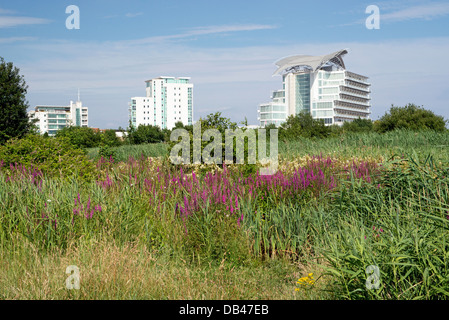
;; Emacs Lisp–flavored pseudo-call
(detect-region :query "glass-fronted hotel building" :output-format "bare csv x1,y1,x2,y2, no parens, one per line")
129,76,193,130
258,49,371,127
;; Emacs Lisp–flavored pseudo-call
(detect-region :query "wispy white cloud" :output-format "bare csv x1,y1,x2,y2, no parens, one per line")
125,24,278,45
0,16,50,28
335,2,449,27
103,14,119,19
0,8,15,14
0,36,37,43
104,12,144,19
125,12,144,18
382,2,449,21
186,24,278,35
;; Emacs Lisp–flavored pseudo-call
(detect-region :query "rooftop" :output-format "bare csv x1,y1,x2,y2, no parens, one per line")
273,49,349,75
145,76,191,82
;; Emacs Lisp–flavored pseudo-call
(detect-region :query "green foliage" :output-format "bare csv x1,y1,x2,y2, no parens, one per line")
127,124,165,144
342,118,373,133
264,123,277,130
0,57,33,145
279,111,330,140
184,210,252,267
101,129,122,147
98,145,116,160
318,154,449,299
374,104,447,133
279,128,449,163
201,112,238,133
86,143,168,162
169,112,264,169
0,134,96,181
55,126,101,149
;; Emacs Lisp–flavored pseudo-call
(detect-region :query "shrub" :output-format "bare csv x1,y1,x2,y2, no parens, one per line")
55,126,102,149
279,111,330,140
168,112,268,169
374,104,447,133
101,129,122,147
127,124,165,144
0,134,96,181
98,145,116,160
342,118,373,133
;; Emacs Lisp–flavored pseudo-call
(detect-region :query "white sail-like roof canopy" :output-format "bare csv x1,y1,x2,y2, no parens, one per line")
273,49,348,75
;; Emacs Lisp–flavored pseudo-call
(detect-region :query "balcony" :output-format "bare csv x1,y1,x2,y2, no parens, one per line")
345,71,370,85
338,95,370,106
339,86,370,99
334,100,370,113
342,81,370,93
334,108,371,118
44,110,70,114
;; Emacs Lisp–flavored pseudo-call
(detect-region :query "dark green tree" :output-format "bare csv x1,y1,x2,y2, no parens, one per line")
374,104,447,133
101,129,122,147
264,123,277,130
127,124,165,144
55,126,101,149
173,121,185,129
201,111,238,133
280,110,330,140
342,117,373,133
0,57,33,144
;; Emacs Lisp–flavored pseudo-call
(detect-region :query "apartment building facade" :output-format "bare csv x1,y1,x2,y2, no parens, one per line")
28,100,88,136
129,76,193,130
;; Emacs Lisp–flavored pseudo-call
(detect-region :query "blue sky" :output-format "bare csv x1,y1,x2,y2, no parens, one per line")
1,0,448,128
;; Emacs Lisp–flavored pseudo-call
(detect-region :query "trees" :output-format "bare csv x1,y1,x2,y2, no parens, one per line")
127,124,165,144
0,57,33,144
101,129,122,147
374,104,447,133
279,111,330,140
342,117,373,133
201,111,238,133
55,126,101,149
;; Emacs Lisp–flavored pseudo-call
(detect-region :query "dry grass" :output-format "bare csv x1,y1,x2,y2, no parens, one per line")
0,235,332,300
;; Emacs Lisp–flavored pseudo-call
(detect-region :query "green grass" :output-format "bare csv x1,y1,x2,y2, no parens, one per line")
86,142,168,162
85,129,449,164
279,129,449,162
2,129,449,299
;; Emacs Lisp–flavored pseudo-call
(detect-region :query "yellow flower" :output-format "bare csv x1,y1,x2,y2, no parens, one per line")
295,273,315,290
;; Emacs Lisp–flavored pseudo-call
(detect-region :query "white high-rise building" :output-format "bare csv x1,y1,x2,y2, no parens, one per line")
129,76,193,130
258,49,371,127
28,99,88,136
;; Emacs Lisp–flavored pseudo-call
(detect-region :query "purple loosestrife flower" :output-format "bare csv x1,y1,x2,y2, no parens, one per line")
237,213,244,227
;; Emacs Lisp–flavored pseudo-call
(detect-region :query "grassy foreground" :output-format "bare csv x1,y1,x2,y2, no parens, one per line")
1,129,449,300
